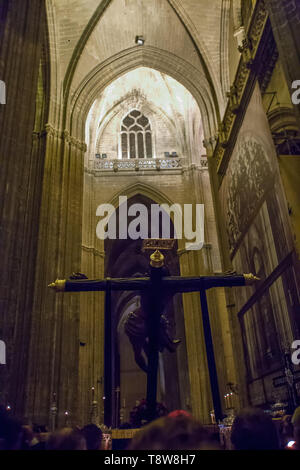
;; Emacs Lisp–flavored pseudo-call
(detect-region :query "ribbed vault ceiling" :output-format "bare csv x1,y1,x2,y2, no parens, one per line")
49,0,229,109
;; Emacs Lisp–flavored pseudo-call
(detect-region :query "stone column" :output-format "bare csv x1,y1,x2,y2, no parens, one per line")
24,127,86,427
78,171,106,425
189,163,243,414
177,248,212,423
79,244,105,426
0,0,46,416
207,155,249,410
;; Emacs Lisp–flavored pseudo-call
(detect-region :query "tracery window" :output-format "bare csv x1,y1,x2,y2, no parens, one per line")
121,110,152,159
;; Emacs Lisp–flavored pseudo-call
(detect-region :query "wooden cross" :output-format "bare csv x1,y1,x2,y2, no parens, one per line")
49,239,259,425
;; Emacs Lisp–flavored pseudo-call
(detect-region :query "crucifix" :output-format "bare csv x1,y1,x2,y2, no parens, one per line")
49,239,259,425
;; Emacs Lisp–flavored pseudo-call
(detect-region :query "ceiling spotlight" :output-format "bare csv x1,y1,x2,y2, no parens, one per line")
135,35,145,46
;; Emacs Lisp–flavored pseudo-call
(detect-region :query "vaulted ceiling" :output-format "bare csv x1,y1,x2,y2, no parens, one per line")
47,0,233,120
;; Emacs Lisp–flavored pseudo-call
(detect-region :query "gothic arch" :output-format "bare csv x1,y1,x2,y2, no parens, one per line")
56,0,222,122
67,46,218,145
108,182,176,209
63,0,113,98
107,182,185,251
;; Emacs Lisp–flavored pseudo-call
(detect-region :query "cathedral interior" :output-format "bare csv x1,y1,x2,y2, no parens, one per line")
0,0,300,430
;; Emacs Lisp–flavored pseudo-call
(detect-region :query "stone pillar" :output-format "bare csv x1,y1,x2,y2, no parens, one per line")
78,170,106,425
0,0,46,416
79,243,105,426
207,156,249,410
24,127,86,427
177,248,212,423
265,0,300,125
191,162,244,413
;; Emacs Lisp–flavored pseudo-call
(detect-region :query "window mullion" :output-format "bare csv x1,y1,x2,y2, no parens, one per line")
121,112,152,160
135,132,138,159
143,131,146,160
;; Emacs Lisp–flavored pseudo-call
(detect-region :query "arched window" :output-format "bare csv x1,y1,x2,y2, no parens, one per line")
121,110,152,159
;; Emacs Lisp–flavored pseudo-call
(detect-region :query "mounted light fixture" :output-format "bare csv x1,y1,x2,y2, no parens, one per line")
135,35,145,46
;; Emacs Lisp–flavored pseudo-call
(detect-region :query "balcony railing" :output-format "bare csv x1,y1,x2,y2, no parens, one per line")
94,157,183,172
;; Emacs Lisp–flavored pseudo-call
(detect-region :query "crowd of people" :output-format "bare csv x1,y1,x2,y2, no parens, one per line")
0,405,300,451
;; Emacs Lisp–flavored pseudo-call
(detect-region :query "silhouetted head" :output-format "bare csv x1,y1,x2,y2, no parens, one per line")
0,406,23,450
129,414,220,450
46,428,86,450
231,408,279,450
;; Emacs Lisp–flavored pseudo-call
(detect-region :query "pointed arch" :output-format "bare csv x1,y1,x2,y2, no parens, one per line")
58,0,221,123
63,0,112,98
107,182,185,250
67,46,218,144
108,182,176,209
89,85,183,160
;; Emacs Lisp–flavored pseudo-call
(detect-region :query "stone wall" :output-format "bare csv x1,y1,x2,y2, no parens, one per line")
219,81,299,407
0,0,46,417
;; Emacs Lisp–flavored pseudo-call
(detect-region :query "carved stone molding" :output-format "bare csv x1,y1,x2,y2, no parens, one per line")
32,124,87,152
238,37,254,69
203,136,218,155
213,0,270,178
267,106,299,134
86,157,208,176
226,84,240,114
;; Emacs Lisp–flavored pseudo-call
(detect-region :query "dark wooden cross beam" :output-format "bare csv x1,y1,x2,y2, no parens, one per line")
49,241,259,425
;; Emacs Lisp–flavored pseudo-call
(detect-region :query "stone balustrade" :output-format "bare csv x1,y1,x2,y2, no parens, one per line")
93,157,209,172
94,157,183,172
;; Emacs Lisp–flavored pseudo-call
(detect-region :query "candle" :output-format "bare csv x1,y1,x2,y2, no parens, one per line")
92,387,95,401
225,394,230,409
